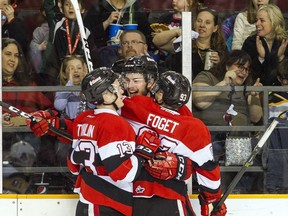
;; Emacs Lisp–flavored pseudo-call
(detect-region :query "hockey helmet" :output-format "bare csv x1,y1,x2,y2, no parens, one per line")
122,55,158,82
151,71,191,109
111,59,125,74
81,67,118,105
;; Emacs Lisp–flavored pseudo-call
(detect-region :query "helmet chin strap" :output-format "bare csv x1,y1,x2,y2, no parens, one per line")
144,86,149,96
103,95,119,110
153,95,163,106
103,91,119,110
111,95,119,110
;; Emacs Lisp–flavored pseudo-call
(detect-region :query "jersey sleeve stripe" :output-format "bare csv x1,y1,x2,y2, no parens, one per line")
195,172,221,190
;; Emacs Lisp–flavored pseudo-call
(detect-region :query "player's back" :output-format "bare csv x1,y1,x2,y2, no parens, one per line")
70,109,138,216
121,95,212,159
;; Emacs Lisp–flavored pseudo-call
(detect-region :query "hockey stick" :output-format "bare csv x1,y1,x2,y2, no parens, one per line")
0,101,72,141
70,0,93,72
211,118,280,214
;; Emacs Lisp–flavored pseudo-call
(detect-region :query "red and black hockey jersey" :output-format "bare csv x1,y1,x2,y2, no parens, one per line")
119,95,221,202
67,109,143,216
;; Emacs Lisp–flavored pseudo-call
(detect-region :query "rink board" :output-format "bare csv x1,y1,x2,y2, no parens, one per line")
0,194,287,216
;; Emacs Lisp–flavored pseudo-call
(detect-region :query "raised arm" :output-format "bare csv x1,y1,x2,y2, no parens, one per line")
192,70,236,110
152,29,182,53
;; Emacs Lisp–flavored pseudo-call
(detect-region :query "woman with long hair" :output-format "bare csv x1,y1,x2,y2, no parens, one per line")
242,4,288,85
232,0,271,50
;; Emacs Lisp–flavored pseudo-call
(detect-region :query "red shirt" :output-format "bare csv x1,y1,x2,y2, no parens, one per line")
3,79,53,115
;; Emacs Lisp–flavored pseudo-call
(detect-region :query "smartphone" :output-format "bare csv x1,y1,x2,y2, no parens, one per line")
1,14,6,21
1,1,17,22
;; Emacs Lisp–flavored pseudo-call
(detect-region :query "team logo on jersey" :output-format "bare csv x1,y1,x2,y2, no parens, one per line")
135,185,145,194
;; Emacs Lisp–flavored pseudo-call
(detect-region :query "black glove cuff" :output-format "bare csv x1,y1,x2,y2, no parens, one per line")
175,155,186,181
135,144,153,159
29,117,38,127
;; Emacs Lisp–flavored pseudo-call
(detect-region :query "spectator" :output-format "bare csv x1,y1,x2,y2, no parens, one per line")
150,0,197,64
192,49,263,193
157,0,186,29
192,50,263,133
54,55,95,166
2,38,53,116
29,0,49,74
38,0,63,85
54,55,90,120
265,58,288,194
232,0,271,50
96,29,152,68
43,0,97,86
154,7,227,78
189,7,226,78
269,57,288,119
152,0,200,54
242,4,288,86
1,0,29,56
2,37,53,165
85,0,153,48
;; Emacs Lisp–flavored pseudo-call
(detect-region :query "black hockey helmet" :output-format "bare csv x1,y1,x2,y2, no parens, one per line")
122,55,159,82
151,71,191,109
81,67,118,105
111,59,125,74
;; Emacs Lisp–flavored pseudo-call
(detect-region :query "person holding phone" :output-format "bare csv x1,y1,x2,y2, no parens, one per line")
1,0,28,55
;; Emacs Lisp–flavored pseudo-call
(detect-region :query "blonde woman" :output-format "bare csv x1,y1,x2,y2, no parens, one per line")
242,4,288,85
232,0,271,50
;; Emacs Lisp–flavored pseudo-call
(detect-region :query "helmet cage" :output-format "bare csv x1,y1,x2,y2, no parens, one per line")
111,59,125,74
122,55,158,83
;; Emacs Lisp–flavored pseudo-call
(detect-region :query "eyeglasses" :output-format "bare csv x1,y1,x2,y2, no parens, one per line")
120,40,145,47
234,64,250,74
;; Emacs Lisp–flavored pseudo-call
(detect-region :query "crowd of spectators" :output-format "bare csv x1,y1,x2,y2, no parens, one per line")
1,0,288,194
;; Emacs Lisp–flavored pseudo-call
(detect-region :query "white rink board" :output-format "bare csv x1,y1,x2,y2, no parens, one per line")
17,198,78,216
0,195,78,216
191,197,288,216
1,197,17,216
0,195,287,216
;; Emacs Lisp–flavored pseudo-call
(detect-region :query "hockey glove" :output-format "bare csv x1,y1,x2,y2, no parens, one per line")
26,110,60,137
135,130,161,160
145,152,192,181
198,189,227,216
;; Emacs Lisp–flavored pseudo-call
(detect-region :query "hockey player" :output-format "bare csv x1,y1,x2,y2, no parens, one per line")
25,57,209,215
119,70,227,216
25,66,195,215
36,68,161,215
26,55,192,139
117,55,193,116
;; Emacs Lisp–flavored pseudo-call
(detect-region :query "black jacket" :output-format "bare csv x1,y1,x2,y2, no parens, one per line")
84,0,152,48
242,34,288,86
2,18,28,55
